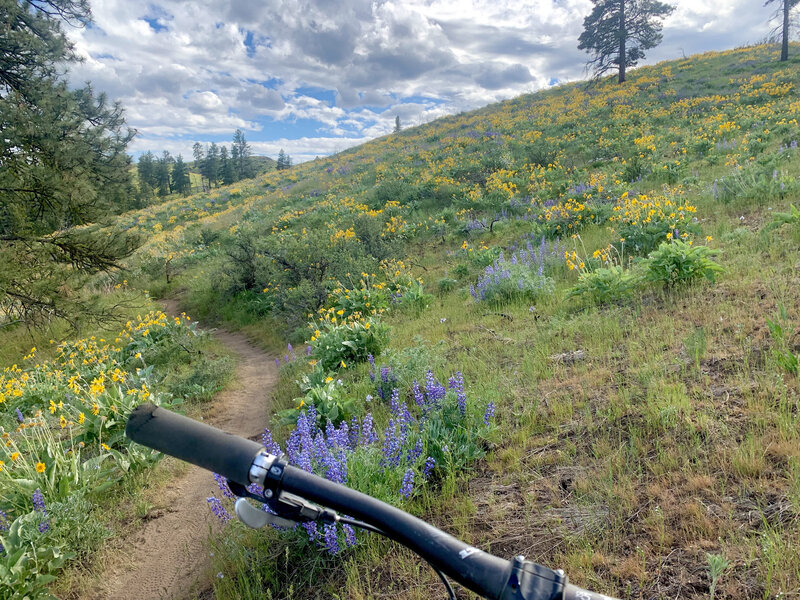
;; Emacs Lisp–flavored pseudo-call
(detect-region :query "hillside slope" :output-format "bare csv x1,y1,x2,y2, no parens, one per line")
2,43,799,600
117,43,798,600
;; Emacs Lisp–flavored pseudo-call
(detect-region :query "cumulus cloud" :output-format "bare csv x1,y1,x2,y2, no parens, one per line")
65,0,772,161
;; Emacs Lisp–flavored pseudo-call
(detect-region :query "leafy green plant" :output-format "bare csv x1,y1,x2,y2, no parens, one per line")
277,377,356,426
566,266,640,304
396,282,433,314
643,240,722,287
766,304,799,377
764,203,800,232
309,318,389,372
0,516,72,600
706,552,730,600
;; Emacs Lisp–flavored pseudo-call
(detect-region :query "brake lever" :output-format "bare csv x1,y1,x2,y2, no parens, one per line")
228,479,338,530
235,497,297,529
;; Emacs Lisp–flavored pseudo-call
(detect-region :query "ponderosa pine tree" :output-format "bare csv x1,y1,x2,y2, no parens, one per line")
232,129,253,179
220,145,235,186
155,151,173,197
0,0,138,326
578,0,674,83
171,155,191,196
766,0,799,61
203,142,220,187
276,149,290,170
137,151,157,197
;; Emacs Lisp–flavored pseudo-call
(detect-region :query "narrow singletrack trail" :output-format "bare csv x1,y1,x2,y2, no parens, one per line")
94,302,276,600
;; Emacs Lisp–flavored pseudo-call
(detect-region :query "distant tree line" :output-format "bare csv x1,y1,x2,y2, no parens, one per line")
136,129,258,201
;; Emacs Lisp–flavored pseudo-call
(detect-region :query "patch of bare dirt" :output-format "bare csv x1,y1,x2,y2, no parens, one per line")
89,301,276,600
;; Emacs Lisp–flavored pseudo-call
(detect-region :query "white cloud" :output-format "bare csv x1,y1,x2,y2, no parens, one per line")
66,0,775,161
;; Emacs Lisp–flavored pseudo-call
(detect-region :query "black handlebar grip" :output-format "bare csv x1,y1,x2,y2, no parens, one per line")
125,403,264,486
563,583,619,600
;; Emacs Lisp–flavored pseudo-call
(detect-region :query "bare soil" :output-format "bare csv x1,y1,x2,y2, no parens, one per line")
93,303,276,600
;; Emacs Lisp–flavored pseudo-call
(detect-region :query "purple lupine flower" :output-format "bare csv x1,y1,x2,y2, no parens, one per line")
425,370,447,403
389,389,401,416
399,402,414,438
449,372,467,416
399,469,414,498
303,521,318,542
306,345,312,356
288,343,294,357
207,497,232,523
368,354,375,369
343,523,357,547
412,380,425,407
274,358,281,367
261,427,283,458
380,366,390,383
284,354,290,363
0,509,8,552
348,416,361,449
15,408,24,422
323,523,340,554
422,456,436,478
361,413,378,445
381,419,402,468
247,483,264,496
484,401,495,425
214,473,236,499
407,438,423,463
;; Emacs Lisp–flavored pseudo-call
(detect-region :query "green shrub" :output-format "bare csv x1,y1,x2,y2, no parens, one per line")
566,266,641,304
643,240,722,287
395,282,433,314
277,376,356,426
437,277,458,294
309,318,390,372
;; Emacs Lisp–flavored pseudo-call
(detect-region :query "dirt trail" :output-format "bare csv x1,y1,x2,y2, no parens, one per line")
95,301,276,600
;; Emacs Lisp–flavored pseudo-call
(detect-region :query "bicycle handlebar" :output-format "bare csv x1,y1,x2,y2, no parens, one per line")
125,404,617,600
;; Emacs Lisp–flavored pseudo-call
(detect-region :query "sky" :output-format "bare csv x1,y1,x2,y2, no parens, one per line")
63,0,780,164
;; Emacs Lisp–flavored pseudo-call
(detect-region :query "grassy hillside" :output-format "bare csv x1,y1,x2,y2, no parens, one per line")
2,43,800,599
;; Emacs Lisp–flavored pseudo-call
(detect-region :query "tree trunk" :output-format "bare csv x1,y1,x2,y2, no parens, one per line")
781,0,789,61
618,0,627,83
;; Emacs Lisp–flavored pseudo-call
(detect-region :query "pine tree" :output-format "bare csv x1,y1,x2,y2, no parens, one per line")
155,151,173,197
137,151,157,197
1,0,138,326
276,149,288,170
203,143,220,187
394,115,402,132
220,145,235,185
766,0,800,61
232,129,253,179
192,142,205,191
171,155,191,196
578,0,674,83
